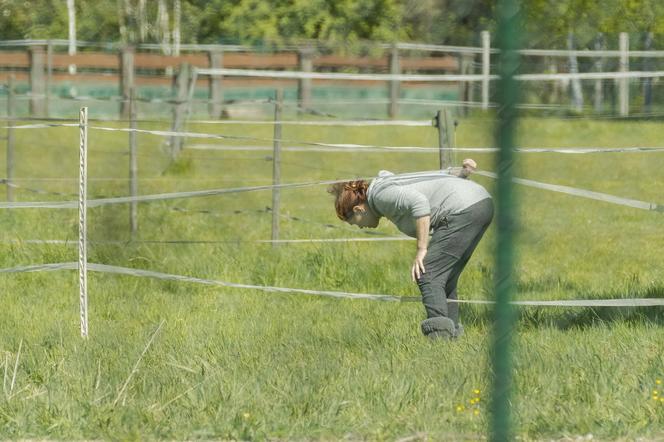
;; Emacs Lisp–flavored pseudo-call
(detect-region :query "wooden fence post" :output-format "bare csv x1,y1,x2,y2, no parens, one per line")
271,89,283,247
593,34,605,114
481,31,491,111
120,46,135,119
435,109,453,170
6,75,15,202
170,62,191,159
388,43,400,119
28,45,46,117
459,52,474,116
297,48,314,112
208,50,224,118
567,33,584,113
46,40,53,118
129,87,138,237
642,32,653,113
619,32,629,117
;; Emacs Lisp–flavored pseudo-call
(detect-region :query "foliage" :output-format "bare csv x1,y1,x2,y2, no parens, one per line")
0,0,663,49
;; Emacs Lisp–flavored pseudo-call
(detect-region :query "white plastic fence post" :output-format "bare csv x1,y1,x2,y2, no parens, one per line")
78,107,89,338
481,31,491,110
619,32,629,117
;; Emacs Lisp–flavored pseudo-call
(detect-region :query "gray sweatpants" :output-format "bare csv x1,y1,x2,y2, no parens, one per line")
416,198,494,327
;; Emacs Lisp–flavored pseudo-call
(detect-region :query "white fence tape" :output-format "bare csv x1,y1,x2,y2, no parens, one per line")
1,261,662,307
2,170,662,213
186,119,434,127
475,171,663,212
1,237,413,246
6,123,664,155
197,67,664,83
187,144,664,154
0,262,78,273
0,177,370,209
88,126,664,155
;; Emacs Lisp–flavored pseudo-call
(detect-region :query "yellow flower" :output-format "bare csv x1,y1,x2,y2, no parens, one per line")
243,412,250,419
473,409,480,416
456,405,464,412
656,379,662,385
654,390,659,396
473,389,481,395
469,399,475,405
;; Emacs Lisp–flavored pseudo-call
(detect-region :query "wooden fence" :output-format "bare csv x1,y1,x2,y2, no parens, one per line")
0,44,460,118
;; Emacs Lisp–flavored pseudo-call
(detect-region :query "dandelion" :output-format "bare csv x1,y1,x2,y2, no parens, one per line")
473,409,480,416
469,399,475,405
456,405,464,412
242,412,250,419
654,390,659,396
656,379,662,385
473,389,481,395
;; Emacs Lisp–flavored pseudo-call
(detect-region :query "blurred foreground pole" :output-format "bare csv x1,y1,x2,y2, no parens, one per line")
78,107,89,338
6,75,15,202
490,0,520,440
271,89,283,247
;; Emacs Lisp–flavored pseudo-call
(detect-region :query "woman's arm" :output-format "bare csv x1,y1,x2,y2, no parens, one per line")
411,215,431,281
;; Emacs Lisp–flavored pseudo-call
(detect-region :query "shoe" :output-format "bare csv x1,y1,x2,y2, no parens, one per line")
421,316,455,340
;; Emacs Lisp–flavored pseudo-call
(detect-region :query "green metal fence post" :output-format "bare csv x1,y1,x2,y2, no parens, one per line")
490,0,521,441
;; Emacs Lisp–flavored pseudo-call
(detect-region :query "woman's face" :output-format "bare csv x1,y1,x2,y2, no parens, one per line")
346,203,380,229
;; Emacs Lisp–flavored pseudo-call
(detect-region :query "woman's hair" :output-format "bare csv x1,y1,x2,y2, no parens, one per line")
327,180,369,221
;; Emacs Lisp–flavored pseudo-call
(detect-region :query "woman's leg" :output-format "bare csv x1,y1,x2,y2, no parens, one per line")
444,198,494,327
416,227,468,338
417,198,493,337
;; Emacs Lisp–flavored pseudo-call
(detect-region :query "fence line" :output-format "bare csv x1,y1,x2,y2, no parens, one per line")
1,237,413,245
196,67,664,82
2,170,661,214
187,144,664,154
476,171,663,212
4,38,664,58
8,123,664,156
2,261,663,307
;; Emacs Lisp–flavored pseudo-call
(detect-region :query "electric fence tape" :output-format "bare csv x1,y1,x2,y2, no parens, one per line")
6,123,664,155
2,170,661,214
2,261,662,307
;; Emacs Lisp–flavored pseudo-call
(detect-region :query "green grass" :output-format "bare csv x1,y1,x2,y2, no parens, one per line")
1,114,663,440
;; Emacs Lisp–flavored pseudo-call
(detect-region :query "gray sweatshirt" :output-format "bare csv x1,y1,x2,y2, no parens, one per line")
366,170,491,238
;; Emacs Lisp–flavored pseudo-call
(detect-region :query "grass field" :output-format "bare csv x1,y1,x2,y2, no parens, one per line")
1,112,663,440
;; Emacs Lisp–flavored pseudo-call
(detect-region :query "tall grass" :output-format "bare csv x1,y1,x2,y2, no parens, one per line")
0,115,662,439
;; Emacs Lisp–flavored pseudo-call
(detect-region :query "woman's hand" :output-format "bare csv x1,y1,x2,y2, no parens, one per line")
412,216,430,282
411,247,427,281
